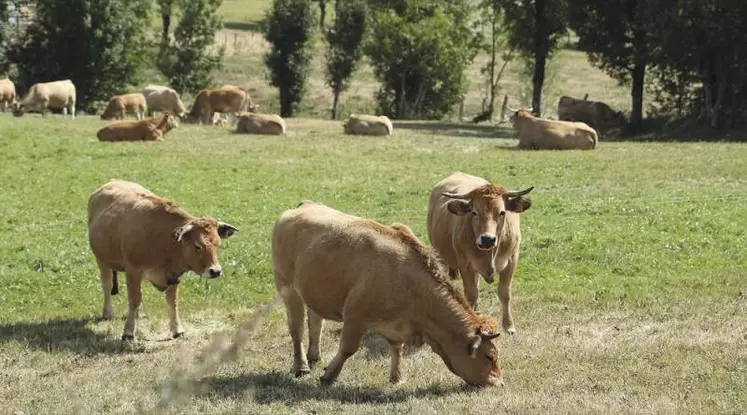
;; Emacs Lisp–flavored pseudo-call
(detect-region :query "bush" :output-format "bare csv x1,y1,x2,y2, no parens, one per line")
325,0,366,120
264,0,314,117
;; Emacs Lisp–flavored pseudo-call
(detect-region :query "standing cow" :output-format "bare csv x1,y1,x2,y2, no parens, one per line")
13,79,76,119
100,93,148,120
0,78,15,112
188,85,258,125
427,172,533,334
141,85,187,118
88,180,238,340
273,201,503,387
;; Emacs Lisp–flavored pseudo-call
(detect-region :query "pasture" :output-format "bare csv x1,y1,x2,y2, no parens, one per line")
0,113,746,413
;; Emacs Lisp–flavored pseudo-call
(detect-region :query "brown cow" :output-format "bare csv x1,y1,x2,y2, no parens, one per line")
87,180,238,340
96,113,179,142
100,93,148,120
427,172,533,334
235,112,285,135
558,95,626,133
510,108,597,150
273,201,503,386
188,85,258,125
0,78,15,112
343,114,393,136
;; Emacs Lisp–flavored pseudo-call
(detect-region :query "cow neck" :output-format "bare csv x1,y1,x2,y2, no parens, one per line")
152,199,194,276
415,274,476,357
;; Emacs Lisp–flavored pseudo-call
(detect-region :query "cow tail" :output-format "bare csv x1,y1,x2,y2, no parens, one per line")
111,271,119,295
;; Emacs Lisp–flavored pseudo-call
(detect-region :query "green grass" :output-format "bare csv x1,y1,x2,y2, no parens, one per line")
0,114,746,413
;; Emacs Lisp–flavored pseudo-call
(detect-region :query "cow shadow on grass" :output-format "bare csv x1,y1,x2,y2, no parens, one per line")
328,328,426,360
394,121,517,141
0,317,150,356
205,371,466,404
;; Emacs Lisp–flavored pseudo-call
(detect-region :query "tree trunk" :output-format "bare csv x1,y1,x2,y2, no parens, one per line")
161,12,171,43
630,60,645,132
331,88,340,120
487,1,498,113
531,0,547,117
318,0,327,31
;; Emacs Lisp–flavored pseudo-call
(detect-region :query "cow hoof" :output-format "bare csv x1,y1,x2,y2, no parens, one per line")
172,332,185,339
389,377,404,385
121,334,135,341
294,366,311,377
505,327,517,335
101,313,114,321
319,376,335,386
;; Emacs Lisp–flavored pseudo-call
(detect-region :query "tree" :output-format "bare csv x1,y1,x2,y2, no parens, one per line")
474,0,512,122
7,0,151,112
501,0,567,116
264,0,314,117
158,0,223,95
0,0,9,74
315,0,327,30
365,1,480,119
157,0,176,45
325,0,366,119
568,0,653,132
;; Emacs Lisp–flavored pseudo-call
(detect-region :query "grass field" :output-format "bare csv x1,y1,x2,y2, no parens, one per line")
0,113,745,413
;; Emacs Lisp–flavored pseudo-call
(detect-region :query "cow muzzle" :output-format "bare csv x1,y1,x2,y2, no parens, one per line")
476,234,497,250
203,266,223,279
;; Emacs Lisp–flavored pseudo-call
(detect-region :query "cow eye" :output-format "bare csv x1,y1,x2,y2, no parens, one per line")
194,244,202,252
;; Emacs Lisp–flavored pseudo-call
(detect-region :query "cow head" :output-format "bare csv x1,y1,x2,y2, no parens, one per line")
431,315,503,387
246,103,259,113
508,108,535,127
443,184,533,250
12,102,26,117
171,217,238,278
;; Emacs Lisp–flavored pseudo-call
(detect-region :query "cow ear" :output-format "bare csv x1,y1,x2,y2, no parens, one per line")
172,224,194,243
467,335,482,358
446,200,474,216
507,196,531,213
217,221,239,239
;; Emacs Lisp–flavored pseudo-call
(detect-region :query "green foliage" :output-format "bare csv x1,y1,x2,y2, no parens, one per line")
264,0,314,117
158,0,224,95
365,1,480,120
6,0,151,112
0,0,9,74
325,0,366,119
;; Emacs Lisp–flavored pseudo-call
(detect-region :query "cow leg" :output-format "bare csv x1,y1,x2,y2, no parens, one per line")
70,105,75,120
388,340,404,384
122,271,143,340
307,309,324,367
497,253,519,334
165,284,185,338
279,286,310,376
320,321,365,385
98,261,115,320
460,266,480,310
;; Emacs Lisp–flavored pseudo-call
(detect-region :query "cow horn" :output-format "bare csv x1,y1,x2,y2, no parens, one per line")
442,192,471,200
480,331,501,340
506,105,518,113
506,186,534,198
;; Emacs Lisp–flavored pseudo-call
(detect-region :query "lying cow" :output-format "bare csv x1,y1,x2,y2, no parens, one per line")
427,172,533,334
558,95,626,133
13,79,76,119
0,78,15,112
188,85,258,125
273,201,503,386
142,84,187,118
235,112,285,135
510,108,597,150
343,114,393,136
96,113,179,142
88,180,238,340
100,93,148,120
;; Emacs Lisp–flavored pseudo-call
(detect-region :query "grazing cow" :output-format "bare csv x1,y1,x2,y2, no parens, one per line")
510,108,597,150
141,85,187,118
188,85,258,125
235,112,285,135
343,114,393,136
273,201,503,387
96,113,179,142
0,78,15,112
558,96,626,133
13,79,76,119
427,172,533,333
100,93,148,120
88,180,238,340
